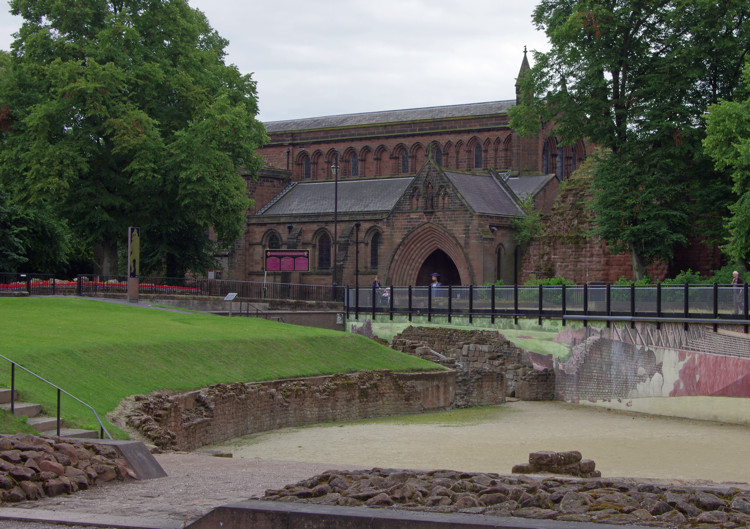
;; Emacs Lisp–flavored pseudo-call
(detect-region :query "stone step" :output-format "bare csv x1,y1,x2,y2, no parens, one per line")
0,402,42,418
0,388,19,404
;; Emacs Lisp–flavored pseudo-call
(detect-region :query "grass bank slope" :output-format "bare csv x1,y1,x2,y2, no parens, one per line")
0,298,440,437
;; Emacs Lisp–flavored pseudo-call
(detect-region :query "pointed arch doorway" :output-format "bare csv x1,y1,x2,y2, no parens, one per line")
388,223,472,286
416,249,460,286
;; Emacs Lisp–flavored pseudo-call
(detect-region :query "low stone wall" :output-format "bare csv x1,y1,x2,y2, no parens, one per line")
391,326,554,403
0,434,133,503
121,370,455,452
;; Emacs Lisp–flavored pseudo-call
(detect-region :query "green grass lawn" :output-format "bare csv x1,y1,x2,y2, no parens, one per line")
0,298,441,438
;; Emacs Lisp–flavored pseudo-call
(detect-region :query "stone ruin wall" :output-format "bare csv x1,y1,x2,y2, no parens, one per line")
122,370,456,452
390,326,555,404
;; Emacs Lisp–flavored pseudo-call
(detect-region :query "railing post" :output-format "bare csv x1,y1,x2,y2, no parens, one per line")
77,275,82,296
428,284,433,323
371,285,376,320
10,363,15,415
468,285,473,325
713,283,718,332
656,283,662,329
630,283,636,329
490,284,496,324
389,285,394,321
408,285,413,322
745,283,749,334
355,284,359,320
52,277,56,296
606,284,611,328
513,284,518,325
447,285,452,324
56,388,61,437
583,283,588,328
561,284,566,327
538,285,543,326
684,283,689,331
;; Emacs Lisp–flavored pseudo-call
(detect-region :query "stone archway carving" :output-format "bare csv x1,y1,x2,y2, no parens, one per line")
388,223,472,286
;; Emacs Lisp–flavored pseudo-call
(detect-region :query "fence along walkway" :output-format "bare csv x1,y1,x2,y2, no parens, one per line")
2,273,748,331
346,283,750,332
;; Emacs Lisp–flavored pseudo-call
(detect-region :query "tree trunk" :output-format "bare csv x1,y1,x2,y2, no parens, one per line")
630,245,646,281
93,242,118,277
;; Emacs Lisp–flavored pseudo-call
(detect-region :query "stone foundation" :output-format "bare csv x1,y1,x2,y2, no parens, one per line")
391,326,554,404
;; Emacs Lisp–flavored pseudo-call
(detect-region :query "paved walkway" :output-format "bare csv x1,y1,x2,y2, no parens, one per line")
0,454,362,528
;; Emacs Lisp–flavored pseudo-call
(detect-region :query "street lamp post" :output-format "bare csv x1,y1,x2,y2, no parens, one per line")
331,152,339,301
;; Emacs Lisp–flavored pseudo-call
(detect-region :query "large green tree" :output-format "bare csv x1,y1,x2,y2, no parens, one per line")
512,0,749,279
703,61,750,268
0,0,267,277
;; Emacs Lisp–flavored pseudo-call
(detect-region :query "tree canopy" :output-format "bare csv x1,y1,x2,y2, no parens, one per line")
0,0,267,276
704,61,750,268
511,0,750,278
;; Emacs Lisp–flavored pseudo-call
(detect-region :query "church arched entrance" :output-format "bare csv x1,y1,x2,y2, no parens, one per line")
416,249,460,286
387,223,472,286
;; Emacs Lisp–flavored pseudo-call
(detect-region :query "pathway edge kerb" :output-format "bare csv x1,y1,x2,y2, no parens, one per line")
0,507,183,529
186,499,656,529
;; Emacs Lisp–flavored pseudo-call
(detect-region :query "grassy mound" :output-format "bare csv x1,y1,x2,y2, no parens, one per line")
0,298,440,438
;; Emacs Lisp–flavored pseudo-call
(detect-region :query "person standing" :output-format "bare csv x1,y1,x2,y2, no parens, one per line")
430,273,442,288
732,270,744,315
372,276,381,288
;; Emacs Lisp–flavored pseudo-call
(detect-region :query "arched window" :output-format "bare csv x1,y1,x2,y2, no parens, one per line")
400,150,409,174
474,144,483,169
370,232,380,269
267,233,281,249
557,146,564,180
351,154,359,177
303,156,311,179
318,233,331,270
434,147,443,166
542,142,550,174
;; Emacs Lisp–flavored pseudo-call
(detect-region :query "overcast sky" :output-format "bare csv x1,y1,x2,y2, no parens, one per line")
0,1,549,122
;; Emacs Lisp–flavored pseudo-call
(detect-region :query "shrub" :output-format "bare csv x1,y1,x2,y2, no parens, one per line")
661,269,705,285
706,263,748,284
613,275,651,286
524,275,575,286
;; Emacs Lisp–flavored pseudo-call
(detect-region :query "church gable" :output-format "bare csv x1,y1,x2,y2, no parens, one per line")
393,160,468,214
393,159,524,218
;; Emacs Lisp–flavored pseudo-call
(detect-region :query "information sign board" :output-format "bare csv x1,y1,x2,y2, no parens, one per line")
264,250,310,272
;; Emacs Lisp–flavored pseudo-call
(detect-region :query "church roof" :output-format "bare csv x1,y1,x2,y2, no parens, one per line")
444,171,523,216
264,100,515,133
257,177,414,216
505,174,556,200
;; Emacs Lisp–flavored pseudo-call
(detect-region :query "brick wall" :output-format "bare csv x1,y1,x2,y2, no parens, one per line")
125,370,455,451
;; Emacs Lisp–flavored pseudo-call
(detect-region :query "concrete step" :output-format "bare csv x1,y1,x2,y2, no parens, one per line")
0,388,19,404
1,402,42,418
26,416,60,432
39,428,100,439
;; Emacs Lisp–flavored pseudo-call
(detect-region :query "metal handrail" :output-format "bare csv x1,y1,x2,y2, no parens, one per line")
1,354,112,440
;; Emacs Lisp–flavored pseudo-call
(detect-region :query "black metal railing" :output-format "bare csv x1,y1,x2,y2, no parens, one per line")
346,283,750,330
69,275,343,302
1,354,112,439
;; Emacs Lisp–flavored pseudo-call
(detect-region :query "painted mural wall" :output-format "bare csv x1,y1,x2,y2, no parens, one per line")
554,323,750,425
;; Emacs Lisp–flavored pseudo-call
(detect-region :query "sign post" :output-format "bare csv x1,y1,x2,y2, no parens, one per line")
127,227,140,303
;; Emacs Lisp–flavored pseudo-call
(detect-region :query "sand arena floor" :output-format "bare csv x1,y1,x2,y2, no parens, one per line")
209,400,750,485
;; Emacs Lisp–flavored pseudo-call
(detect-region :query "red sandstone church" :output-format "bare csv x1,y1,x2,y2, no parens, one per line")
223,52,589,288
